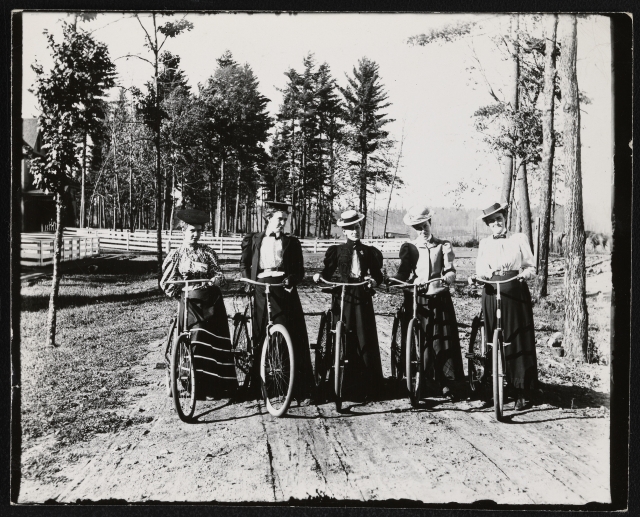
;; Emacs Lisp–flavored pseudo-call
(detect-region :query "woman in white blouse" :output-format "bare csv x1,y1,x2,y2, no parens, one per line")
475,202,538,410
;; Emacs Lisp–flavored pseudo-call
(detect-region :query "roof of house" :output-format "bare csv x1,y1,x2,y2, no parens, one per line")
23,118,39,149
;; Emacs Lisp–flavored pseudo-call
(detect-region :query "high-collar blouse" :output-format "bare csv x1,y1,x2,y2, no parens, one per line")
475,232,536,280
160,243,225,298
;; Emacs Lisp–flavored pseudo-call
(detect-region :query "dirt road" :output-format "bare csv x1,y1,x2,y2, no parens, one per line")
18,286,610,505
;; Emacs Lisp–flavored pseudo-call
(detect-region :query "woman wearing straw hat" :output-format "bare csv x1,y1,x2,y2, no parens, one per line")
474,202,537,410
240,201,315,404
394,205,465,400
313,209,385,401
160,209,237,399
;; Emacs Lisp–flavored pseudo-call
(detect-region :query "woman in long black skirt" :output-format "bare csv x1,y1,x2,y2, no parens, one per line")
475,202,537,410
161,209,237,399
394,205,465,399
313,209,385,401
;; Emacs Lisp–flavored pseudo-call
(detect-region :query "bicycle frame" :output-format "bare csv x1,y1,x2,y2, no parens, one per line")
318,278,371,323
165,279,214,338
471,276,520,345
240,278,286,333
388,276,446,318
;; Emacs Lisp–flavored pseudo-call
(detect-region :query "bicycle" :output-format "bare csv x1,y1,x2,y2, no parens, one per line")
164,278,218,423
231,278,296,418
468,274,522,422
388,277,447,407
314,278,373,412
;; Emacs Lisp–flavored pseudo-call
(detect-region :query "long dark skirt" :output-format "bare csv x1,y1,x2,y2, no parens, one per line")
481,271,538,390
252,277,314,399
331,284,384,398
178,286,237,397
400,288,465,389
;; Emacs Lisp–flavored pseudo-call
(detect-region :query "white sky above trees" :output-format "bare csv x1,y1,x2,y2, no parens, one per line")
21,12,612,233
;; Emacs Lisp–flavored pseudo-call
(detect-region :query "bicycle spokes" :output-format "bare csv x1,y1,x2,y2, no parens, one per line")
264,333,291,409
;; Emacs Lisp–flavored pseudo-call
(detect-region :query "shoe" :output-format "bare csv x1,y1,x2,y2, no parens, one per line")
442,386,455,400
514,397,527,410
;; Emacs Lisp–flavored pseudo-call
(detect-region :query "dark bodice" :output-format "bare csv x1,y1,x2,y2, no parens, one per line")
320,240,384,285
240,232,305,285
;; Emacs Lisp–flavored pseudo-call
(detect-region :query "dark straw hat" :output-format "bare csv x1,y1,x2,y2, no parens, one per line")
264,201,292,213
176,209,209,225
478,202,508,220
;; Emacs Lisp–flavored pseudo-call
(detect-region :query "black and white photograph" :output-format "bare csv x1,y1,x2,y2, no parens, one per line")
10,9,632,507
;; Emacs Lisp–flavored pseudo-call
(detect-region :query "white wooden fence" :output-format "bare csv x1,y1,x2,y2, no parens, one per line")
21,234,100,267
63,228,410,255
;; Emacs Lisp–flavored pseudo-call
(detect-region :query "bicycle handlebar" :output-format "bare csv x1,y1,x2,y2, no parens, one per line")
470,275,521,286
240,278,286,288
318,278,371,288
165,279,215,285
388,277,444,288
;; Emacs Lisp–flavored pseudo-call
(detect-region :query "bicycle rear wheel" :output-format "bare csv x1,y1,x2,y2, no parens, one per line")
492,329,504,421
334,321,346,412
390,309,402,380
232,304,253,393
165,316,177,397
406,318,422,407
260,324,295,417
171,335,197,422
314,310,332,388
467,314,486,394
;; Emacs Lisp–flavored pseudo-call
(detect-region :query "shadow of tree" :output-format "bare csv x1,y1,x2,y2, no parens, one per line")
21,289,165,312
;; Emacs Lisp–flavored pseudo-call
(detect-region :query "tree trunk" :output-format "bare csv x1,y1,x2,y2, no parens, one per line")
216,158,224,237
559,14,588,362
501,14,520,204
359,153,368,236
384,130,404,238
515,160,533,249
209,166,216,231
534,14,558,299
47,192,64,347
234,173,240,234
80,132,87,228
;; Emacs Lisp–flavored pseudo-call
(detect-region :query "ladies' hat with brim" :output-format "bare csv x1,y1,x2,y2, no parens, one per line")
176,209,209,226
478,202,508,221
265,200,292,213
337,209,365,227
403,205,434,226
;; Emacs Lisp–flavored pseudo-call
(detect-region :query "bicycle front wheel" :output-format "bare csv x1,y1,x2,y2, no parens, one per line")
334,321,346,412
406,318,421,407
390,309,402,380
165,316,177,398
467,314,486,394
492,329,504,421
171,335,197,422
314,309,332,388
232,305,252,393
260,324,295,417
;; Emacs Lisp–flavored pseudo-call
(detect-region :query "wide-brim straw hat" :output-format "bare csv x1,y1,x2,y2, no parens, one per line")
478,202,509,221
176,209,209,226
264,200,292,214
337,209,365,227
403,205,434,226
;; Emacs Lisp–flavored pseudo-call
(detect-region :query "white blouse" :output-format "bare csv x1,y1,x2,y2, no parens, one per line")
258,234,284,277
476,232,536,280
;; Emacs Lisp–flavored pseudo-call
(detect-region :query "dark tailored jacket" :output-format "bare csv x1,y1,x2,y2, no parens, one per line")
394,237,456,282
240,232,305,285
320,240,384,285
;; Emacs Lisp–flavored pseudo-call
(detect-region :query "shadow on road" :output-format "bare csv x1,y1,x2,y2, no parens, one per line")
21,289,164,312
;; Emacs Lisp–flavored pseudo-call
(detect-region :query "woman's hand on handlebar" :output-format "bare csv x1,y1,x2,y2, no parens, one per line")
364,275,377,289
312,273,321,283
208,275,225,287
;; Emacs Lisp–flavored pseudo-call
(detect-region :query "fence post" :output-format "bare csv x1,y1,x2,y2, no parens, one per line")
534,217,540,273
38,239,43,267
314,238,318,253
219,237,223,253
126,232,130,252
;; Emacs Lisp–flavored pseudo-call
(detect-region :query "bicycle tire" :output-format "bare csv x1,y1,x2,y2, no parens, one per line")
315,310,332,388
467,315,486,394
406,318,421,407
390,309,402,380
334,321,346,412
492,329,504,421
171,335,197,422
165,316,177,397
260,324,295,418
232,305,252,393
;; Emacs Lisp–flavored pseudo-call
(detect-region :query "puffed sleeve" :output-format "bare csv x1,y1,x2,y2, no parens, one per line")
395,243,419,282
160,248,181,298
441,241,456,283
475,238,492,279
206,247,227,288
320,245,339,281
369,246,384,285
518,233,537,280
240,233,253,279
286,237,305,286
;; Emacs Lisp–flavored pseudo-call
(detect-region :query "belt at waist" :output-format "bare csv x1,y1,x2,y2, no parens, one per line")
489,270,519,280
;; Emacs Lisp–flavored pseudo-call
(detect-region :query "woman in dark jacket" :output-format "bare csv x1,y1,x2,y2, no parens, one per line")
394,205,465,399
313,210,384,400
240,201,315,403
161,209,237,399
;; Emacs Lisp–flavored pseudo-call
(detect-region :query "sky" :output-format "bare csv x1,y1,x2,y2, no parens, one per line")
21,12,613,232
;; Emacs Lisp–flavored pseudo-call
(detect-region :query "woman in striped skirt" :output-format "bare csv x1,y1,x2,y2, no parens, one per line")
160,209,237,399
